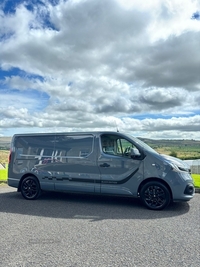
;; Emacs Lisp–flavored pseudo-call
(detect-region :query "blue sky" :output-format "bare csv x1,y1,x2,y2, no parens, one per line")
0,0,200,139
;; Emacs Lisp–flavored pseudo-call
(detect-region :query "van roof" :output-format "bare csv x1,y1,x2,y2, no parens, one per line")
13,131,122,137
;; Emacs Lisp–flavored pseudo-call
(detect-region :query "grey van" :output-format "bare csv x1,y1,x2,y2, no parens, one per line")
8,131,195,210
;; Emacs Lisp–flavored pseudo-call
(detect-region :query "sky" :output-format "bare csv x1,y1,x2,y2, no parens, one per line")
0,0,200,139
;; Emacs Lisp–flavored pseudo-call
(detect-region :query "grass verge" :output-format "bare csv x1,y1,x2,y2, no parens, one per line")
0,164,8,182
191,174,200,188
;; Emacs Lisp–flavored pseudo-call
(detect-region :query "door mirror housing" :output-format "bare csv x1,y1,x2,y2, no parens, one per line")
130,148,141,158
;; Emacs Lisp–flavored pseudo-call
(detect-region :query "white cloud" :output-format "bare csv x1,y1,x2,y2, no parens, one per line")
0,0,200,139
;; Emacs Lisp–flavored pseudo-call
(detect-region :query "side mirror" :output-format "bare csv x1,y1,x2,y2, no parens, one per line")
130,147,141,158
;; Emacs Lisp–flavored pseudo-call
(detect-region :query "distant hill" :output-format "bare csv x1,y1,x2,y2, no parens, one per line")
0,137,11,150
139,138,200,160
139,138,200,147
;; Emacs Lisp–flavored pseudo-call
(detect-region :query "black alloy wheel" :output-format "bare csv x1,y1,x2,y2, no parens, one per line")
140,181,171,210
21,176,41,200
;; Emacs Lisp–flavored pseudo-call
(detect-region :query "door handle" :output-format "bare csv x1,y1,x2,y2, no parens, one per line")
100,163,110,167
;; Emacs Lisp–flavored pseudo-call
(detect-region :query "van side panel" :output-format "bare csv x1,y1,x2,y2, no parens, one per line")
53,134,100,193
8,133,100,193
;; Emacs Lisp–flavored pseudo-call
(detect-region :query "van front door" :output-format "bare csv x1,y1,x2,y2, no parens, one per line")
98,134,143,196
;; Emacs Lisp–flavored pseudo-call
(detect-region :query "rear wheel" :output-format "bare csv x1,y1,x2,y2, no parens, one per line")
21,176,41,200
140,181,171,210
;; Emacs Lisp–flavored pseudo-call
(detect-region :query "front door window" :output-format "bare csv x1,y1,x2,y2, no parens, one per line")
101,134,138,158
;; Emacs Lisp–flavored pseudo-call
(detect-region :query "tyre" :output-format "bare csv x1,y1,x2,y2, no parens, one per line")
140,181,171,210
21,176,41,200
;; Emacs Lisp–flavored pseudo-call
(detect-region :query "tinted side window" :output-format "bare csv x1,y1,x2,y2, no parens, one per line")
15,136,55,160
14,135,94,172
14,135,55,172
55,135,94,159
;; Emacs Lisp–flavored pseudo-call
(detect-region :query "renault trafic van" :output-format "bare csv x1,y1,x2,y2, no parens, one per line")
8,131,195,210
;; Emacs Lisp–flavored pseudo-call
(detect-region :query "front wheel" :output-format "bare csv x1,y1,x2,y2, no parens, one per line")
21,176,41,200
140,181,171,210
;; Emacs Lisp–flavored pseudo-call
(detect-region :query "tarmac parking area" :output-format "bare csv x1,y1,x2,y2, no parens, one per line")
0,184,199,267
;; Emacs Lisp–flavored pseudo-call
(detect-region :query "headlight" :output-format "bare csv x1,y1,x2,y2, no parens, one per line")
170,163,180,172
170,163,189,173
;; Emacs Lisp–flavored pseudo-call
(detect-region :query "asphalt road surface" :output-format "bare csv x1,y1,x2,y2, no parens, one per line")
0,184,199,267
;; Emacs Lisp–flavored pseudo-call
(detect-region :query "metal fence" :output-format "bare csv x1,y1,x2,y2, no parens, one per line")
191,160,200,174
184,159,200,174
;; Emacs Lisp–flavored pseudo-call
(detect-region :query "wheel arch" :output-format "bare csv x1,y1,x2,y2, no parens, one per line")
138,177,173,199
